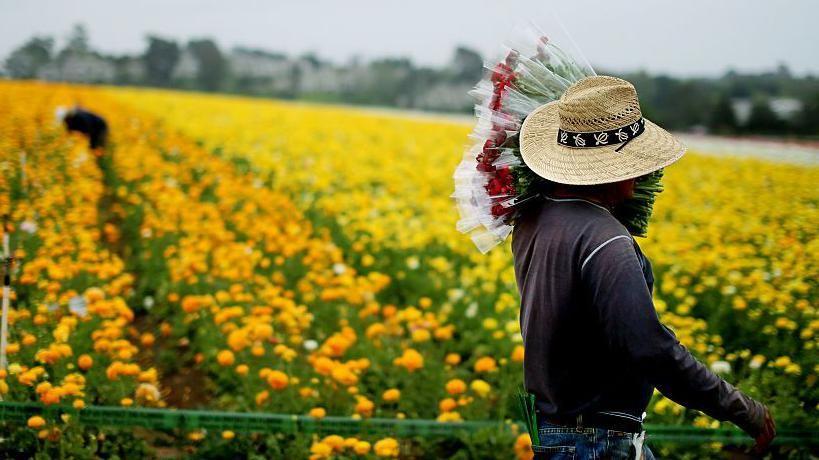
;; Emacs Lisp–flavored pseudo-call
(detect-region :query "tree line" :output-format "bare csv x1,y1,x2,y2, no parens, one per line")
4,25,818,137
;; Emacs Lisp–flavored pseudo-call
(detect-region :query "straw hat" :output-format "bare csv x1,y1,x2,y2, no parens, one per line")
519,75,686,185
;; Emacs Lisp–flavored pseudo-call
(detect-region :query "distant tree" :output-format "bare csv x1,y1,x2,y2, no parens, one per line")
796,92,819,135
4,36,54,78
366,58,414,106
745,96,785,135
144,36,179,87
65,24,90,54
708,94,738,134
450,46,484,83
775,62,792,80
298,53,322,69
188,39,226,91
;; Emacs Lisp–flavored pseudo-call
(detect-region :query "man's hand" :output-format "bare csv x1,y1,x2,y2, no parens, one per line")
752,407,776,454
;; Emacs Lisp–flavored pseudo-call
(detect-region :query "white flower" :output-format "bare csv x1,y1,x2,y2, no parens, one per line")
68,296,87,317
465,302,478,318
303,340,318,351
447,289,465,302
406,256,420,270
749,355,765,369
332,263,346,275
143,296,155,309
20,220,37,234
710,360,731,374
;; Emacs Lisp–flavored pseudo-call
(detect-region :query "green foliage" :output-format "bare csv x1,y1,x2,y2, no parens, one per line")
3,37,54,79
144,36,180,87
614,169,664,237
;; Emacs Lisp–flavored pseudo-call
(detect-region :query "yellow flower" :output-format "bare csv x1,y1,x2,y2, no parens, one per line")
436,411,463,422
470,379,491,398
411,328,431,342
374,437,400,457
382,388,401,402
310,441,333,458
353,440,372,455
322,434,345,452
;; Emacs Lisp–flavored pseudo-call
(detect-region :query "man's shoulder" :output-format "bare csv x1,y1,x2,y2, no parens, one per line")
540,199,630,236
514,199,632,256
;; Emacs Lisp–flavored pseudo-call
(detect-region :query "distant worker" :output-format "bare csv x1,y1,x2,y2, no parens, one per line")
55,106,108,149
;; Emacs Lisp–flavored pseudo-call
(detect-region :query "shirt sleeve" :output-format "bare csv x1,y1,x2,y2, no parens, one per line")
580,236,766,437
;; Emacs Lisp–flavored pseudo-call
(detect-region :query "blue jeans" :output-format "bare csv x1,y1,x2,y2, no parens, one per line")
532,421,656,460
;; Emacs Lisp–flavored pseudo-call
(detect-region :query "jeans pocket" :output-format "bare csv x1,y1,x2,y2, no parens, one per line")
531,445,576,459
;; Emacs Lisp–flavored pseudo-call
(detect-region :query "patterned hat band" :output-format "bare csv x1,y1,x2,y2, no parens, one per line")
557,117,646,152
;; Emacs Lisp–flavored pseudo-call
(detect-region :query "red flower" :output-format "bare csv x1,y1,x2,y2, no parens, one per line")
491,203,511,217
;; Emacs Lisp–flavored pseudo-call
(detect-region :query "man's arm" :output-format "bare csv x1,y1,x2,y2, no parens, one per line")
580,237,769,438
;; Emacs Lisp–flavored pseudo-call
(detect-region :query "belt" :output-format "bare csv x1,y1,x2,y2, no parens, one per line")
542,411,644,434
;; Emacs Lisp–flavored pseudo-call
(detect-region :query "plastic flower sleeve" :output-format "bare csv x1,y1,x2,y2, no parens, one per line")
452,22,596,253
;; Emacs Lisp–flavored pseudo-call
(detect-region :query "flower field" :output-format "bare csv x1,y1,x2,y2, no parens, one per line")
0,81,816,459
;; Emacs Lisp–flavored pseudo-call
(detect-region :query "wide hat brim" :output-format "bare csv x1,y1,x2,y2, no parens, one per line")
519,101,686,185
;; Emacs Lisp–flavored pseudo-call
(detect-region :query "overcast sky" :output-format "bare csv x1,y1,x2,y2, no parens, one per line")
1,0,817,77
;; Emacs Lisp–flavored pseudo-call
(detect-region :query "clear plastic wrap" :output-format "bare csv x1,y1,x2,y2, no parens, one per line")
452,21,596,253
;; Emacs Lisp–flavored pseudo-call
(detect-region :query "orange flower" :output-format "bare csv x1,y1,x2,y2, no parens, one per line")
255,390,269,406
354,396,374,417
511,345,525,363
27,415,46,429
445,379,467,395
393,348,424,372
514,433,534,460
266,370,289,390
181,296,201,313
77,354,93,371
331,366,358,386
438,398,457,412
474,356,498,373
217,350,235,366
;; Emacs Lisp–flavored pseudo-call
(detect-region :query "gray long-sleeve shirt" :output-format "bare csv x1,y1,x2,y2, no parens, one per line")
511,197,766,436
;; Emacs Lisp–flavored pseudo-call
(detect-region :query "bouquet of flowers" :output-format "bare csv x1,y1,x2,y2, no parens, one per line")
452,26,664,253
452,27,596,253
